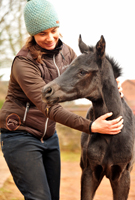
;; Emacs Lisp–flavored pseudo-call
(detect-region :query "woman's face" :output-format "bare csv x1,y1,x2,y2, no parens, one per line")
34,27,59,50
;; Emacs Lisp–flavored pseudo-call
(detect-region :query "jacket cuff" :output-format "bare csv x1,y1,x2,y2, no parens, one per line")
89,121,94,134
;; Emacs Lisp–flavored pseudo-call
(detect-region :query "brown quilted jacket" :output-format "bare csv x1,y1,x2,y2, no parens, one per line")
0,40,91,140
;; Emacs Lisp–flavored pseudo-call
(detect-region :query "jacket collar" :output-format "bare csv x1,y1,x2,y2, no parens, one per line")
36,39,63,58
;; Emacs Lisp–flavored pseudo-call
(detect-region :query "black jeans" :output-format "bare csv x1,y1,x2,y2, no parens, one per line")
1,130,61,200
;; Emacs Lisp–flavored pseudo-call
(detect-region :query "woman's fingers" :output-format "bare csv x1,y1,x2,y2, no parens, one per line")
104,116,124,134
110,118,124,128
100,112,113,120
108,116,123,125
99,113,123,124
105,124,124,135
106,118,124,135
116,78,124,97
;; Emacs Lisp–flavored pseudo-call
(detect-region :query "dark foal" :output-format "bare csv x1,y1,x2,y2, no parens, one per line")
42,35,135,200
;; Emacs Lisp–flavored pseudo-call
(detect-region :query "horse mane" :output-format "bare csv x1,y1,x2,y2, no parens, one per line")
106,55,122,78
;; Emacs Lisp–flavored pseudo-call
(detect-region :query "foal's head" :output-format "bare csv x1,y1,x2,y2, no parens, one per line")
42,35,122,106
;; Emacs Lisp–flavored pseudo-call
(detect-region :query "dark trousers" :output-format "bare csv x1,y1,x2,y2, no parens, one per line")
1,130,61,200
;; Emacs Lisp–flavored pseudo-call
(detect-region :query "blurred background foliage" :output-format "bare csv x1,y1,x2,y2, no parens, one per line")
0,0,28,69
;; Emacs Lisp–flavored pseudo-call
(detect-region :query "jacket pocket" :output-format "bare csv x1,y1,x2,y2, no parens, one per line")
24,106,46,134
0,100,25,131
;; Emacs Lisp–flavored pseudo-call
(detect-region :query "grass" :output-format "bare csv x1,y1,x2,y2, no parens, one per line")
0,176,24,200
0,100,4,109
0,81,8,109
61,151,81,162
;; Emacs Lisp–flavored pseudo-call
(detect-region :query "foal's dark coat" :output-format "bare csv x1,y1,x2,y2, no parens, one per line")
42,35,135,200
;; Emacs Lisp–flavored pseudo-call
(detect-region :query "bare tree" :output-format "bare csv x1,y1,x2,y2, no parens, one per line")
0,0,28,68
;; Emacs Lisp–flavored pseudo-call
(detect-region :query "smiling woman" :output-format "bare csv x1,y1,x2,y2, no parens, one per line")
34,27,60,50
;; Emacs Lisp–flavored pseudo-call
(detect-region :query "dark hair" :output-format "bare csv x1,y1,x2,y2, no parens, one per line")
25,36,45,64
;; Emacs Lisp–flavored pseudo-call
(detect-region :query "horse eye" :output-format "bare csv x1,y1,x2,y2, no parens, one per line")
79,70,87,76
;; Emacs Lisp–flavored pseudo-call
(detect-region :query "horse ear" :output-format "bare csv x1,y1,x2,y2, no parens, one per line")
78,35,90,53
96,35,106,59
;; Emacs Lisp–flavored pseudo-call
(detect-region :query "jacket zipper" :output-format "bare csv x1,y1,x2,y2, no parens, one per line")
23,102,30,123
41,118,49,143
41,55,60,143
53,54,60,76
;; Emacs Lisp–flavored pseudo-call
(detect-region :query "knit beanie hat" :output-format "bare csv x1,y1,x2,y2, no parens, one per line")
24,0,60,36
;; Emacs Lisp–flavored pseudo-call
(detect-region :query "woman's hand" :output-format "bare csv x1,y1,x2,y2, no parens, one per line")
91,112,123,135
116,78,124,98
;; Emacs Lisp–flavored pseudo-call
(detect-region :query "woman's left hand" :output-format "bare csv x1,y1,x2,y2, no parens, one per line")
116,78,124,98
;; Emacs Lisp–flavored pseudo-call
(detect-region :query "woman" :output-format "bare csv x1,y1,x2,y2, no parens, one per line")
0,0,123,199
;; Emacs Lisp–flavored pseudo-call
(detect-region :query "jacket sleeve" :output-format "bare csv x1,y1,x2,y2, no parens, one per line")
13,57,91,134
45,104,91,134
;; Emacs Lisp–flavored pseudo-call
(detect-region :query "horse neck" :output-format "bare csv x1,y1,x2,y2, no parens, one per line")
92,76,122,120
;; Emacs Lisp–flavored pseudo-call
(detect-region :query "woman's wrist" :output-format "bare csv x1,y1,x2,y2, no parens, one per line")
89,121,94,134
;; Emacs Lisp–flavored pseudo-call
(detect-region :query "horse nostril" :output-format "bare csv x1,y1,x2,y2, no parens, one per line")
43,87,53,99
46,87,52,94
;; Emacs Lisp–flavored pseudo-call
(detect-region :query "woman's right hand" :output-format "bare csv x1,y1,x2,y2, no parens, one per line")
91,112,123,135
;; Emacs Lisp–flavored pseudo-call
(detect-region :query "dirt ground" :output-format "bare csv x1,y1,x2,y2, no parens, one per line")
0,158,135,200
61,162,135,200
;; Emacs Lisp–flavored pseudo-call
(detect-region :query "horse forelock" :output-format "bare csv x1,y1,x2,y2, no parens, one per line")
106,55,122,78
82,46,94,54
89,46,94,52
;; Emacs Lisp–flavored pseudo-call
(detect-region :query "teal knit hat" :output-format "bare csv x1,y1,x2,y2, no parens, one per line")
24,0,60,36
